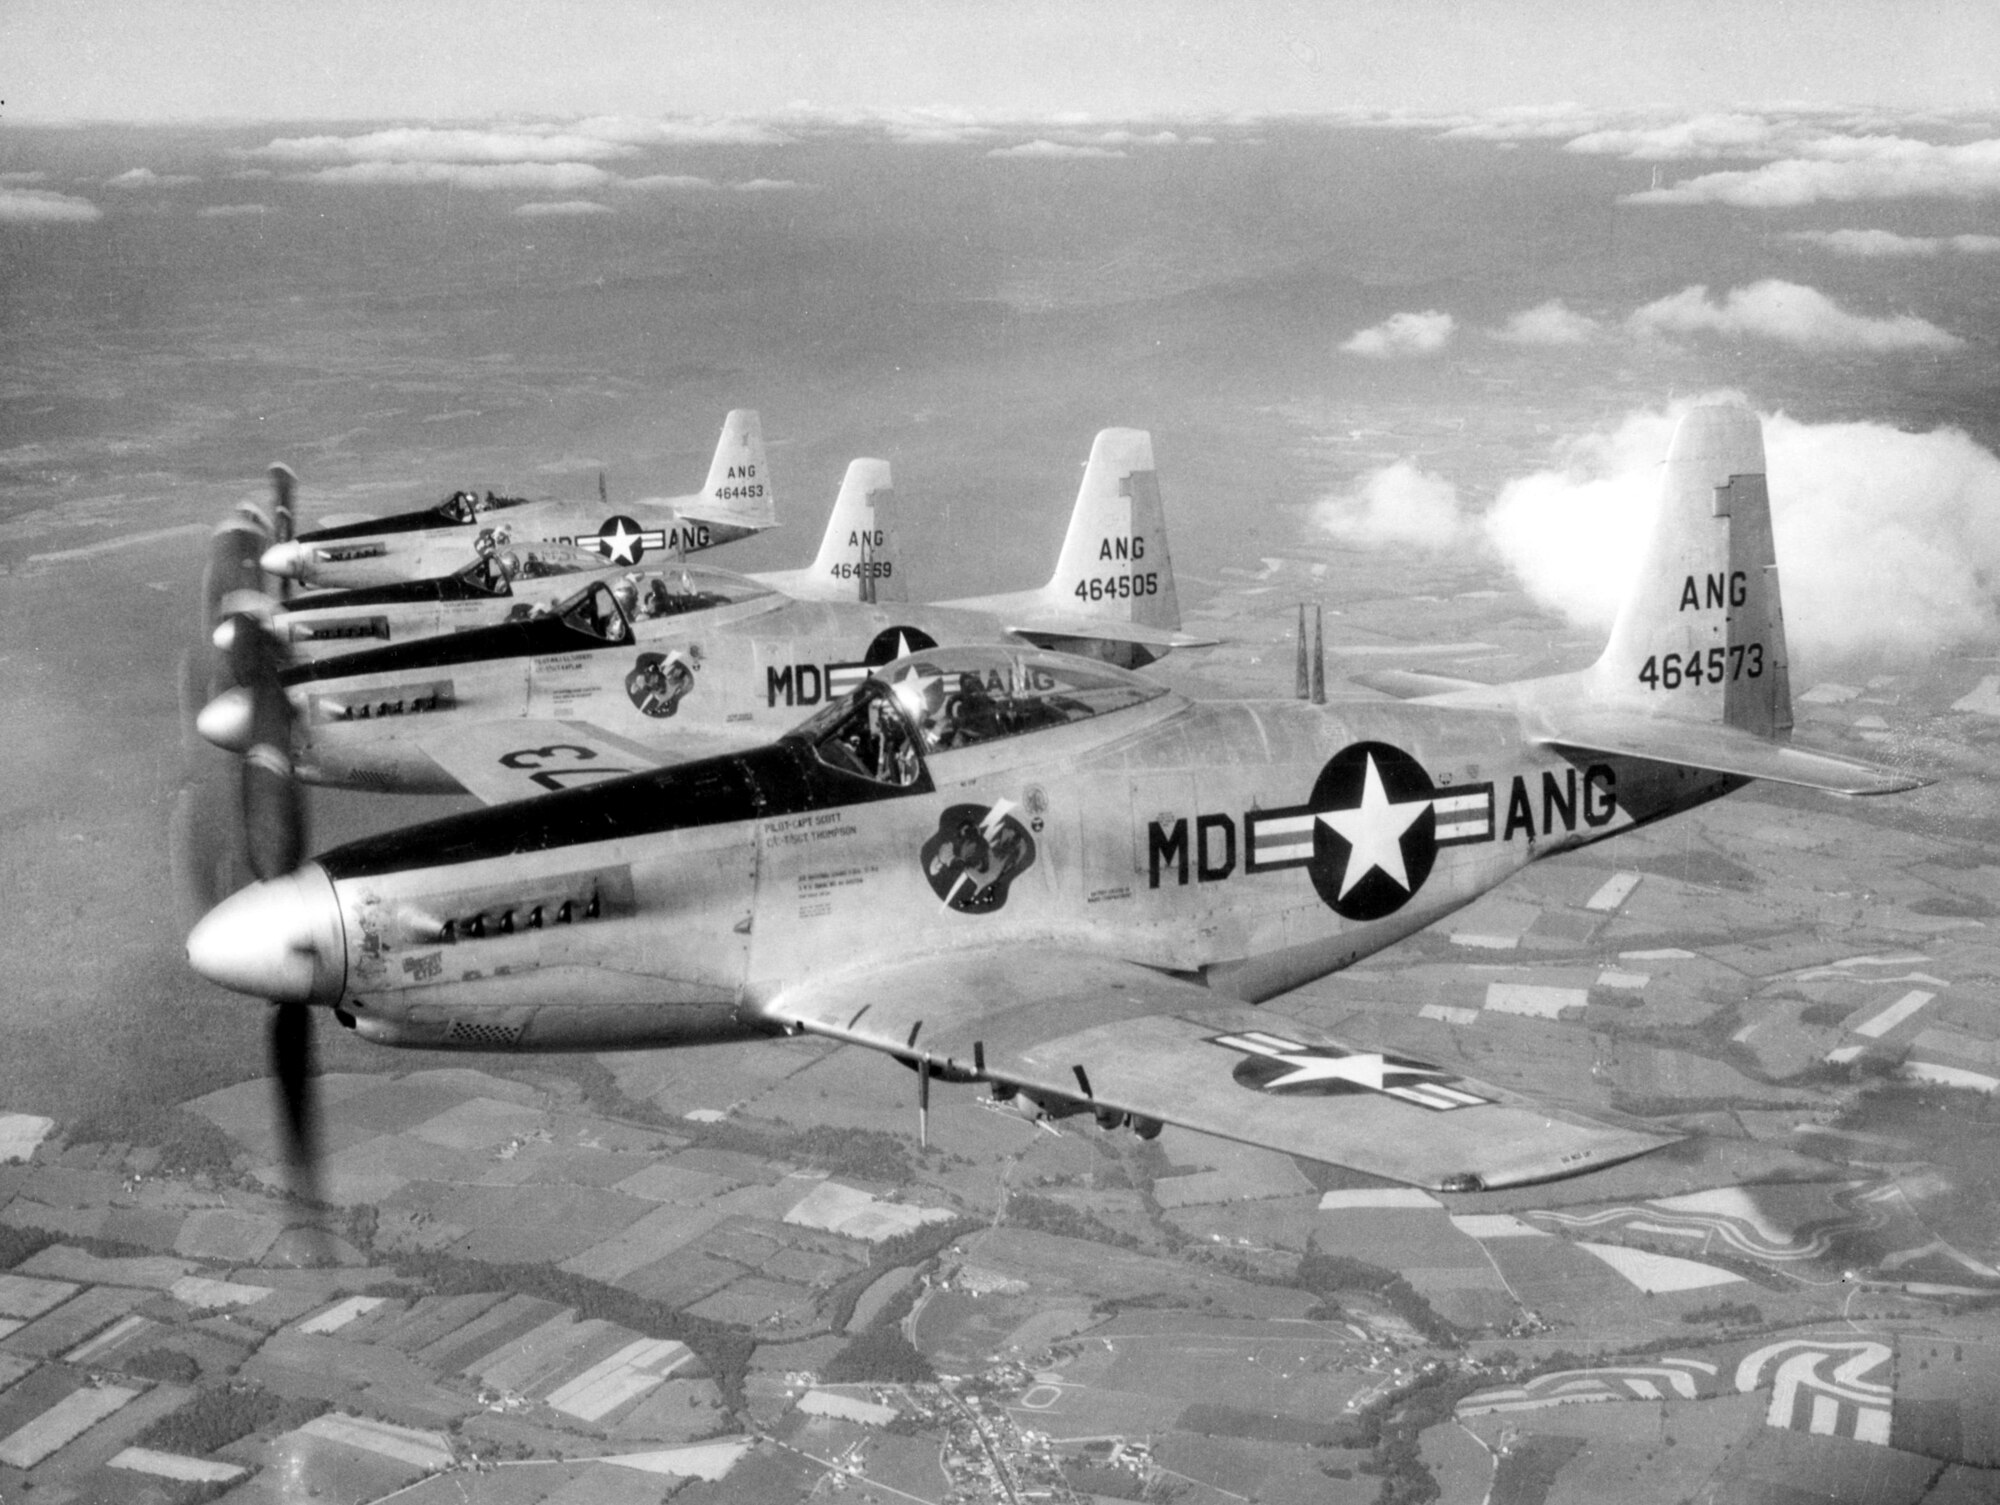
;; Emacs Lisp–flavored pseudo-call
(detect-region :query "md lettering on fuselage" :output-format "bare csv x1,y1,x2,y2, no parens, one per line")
766,661,873,707
1147,765,1616,889
1679,571,1748,611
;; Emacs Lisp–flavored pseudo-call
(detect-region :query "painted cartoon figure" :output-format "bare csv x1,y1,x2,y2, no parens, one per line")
625,650,696,718
920,802,1037,913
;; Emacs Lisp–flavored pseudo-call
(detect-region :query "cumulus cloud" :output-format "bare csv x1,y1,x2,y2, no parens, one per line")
618,174,720,191
198,203,271,218
1626,134,2000,206
570,115,786,146
514,199,611,217
106,167,198,188
1490,300,1602,345
986,139,1126,160
299,161,614,192
1566,112,1794,160
1626,280,1960,352
1313,462,1465,549
1787,228,2000,256
1435,103,1613,143
1482,399,2000,659
1340,310,1455,358
0,186,102,223
253,128,634,164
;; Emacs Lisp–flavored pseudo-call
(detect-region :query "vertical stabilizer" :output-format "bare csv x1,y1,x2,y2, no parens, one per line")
806,458,903,602
680,410,775,530
1039,428,1183,630
1592,405,1792,739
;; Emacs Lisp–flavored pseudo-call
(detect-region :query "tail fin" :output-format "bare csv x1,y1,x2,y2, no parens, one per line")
1039,428,1183,630
805,458,904,603
1590,404,1792,739
680,409,775,531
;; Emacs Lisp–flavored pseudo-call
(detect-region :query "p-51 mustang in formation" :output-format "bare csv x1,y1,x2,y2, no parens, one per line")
185,406,1921,1197
259,409,776,589
198,430,1206,802
263,455,901,661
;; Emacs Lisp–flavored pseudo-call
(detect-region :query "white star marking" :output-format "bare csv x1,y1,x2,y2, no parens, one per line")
1261,1051,1448,1091
1316,753,1429,899
599,519,642,564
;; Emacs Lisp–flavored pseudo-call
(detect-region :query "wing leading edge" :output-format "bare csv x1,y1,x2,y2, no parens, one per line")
758,949,1676,1191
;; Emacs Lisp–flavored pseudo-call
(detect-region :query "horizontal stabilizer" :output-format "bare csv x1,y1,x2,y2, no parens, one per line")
1350,668,1493,700
1541,714,1925,797
1008,617,1219,653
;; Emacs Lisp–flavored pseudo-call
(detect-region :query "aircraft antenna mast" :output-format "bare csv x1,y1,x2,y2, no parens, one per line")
1312,604,1326,705
1294,604,1310,699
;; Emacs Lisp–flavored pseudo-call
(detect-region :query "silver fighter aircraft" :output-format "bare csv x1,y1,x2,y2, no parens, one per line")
200,430,1207,803
258,410,776,589
188,406,1922,1193
265,457,899,660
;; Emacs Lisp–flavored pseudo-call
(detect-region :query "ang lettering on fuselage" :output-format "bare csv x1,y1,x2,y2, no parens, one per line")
1148,764,1617,891
1679,571,1748,611
1100,536,1144,560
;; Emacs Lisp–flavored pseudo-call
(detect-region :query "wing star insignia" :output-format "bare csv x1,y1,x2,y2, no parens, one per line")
1210,1031,1491,1110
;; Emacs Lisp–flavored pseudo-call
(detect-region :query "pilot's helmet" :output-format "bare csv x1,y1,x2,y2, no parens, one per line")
498,552,521,578
612,580,639,617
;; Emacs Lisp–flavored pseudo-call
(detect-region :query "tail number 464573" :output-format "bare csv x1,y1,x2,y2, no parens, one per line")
1638,644,1762,690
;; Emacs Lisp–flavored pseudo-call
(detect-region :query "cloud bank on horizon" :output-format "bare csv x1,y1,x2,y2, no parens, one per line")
1315,399,2000,660
1354,281,1959,357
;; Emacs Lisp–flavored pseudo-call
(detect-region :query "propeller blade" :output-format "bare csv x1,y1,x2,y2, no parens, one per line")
223,613,306,881
268,464,296,545
200,514,271,665
267,465,296,603
268,999,323,1205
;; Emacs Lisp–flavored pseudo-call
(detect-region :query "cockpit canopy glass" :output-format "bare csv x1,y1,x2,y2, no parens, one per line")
555,582,630,642
548,565,771,641
874,646,1169,753
605,563,772,621
436,489,531,524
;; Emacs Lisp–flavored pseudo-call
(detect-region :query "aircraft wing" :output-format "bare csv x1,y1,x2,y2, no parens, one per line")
1539,713,1925,797
416,719,736,805
758,949,1676,1191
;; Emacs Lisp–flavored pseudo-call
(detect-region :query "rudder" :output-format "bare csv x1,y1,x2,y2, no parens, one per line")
1591,405,1792,739
807,458,904,602
1041,428,1183,630
684,409,775,530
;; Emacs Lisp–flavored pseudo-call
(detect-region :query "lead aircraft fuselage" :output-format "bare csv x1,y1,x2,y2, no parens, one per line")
279,657,1719,1048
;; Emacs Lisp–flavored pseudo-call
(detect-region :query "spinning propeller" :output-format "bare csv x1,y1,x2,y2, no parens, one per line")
176,465,324,1209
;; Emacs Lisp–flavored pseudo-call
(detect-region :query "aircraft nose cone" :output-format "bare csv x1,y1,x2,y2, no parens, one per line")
187,865,346,1004
195,687,256,754
261,541,310,579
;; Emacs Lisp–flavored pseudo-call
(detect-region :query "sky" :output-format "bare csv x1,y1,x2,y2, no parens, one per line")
5,0,1999,126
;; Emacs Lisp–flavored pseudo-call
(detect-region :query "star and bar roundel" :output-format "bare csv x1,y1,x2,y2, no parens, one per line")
1246,741,1494,922
583,516,666,565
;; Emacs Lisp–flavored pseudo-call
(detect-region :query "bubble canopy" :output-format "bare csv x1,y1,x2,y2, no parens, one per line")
878,645,1171,751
